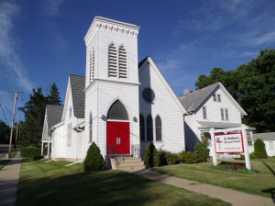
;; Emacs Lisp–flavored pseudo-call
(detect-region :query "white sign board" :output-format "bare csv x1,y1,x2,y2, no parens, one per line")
214,133,244,153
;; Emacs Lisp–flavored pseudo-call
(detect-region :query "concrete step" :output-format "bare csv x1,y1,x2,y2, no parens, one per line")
110,157,145,171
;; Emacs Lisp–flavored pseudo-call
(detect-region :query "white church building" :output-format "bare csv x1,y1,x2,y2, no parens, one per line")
42,16,252,162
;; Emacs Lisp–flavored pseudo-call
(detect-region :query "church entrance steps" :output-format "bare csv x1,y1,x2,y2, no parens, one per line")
110,157,145,172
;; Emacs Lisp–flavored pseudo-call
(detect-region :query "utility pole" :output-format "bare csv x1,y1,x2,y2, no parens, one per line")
9,91,23,158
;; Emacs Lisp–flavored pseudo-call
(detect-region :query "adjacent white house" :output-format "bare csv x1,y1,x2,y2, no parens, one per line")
44,16,186,161
180,82,254,154
253,132,275,157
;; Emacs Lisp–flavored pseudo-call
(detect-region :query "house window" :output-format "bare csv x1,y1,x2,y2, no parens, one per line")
155,116,162,141
67,123,72,147
140,114,145,141
270,141,274,150
89,112,93,142
147,115,153,141
213,94,217,101
203,107,207,119
221,109,224,121
225,109,229,121
118,45,127,79
108,43,117,77
217,94,221,102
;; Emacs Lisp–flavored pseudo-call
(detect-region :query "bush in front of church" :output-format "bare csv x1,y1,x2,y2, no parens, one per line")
194,137,209,162
84,142,105,171
254,139,267,159
144,142,159,168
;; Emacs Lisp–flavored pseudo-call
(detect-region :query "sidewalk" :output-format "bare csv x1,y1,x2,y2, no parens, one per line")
135,169,274,206
0,152,22,206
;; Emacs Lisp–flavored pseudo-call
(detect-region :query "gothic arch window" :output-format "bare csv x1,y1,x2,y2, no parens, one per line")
89,112,93,142
67,123,72,147
140,114,145,141
118,45,127,79
89,48,95,83
147,115,153,142
155,115,162,141
107,100,128,120
108,43,117,77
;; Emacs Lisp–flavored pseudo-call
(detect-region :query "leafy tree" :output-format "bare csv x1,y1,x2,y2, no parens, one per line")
48,83,62,105
254,139,267,159
144,142,158,168
195,49,275,132
0,120,11,144
84,142,105,171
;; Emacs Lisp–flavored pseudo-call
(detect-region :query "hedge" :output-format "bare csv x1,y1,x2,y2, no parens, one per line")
84,142,105,171
21,146,41,158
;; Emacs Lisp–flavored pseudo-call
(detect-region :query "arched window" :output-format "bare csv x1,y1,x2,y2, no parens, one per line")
147,115,153,142
89,48,95,83
89,112,93,142
108,44,117,77
155,116,162,141
107,100,128,120
118,45,127,78
67,123,72,147
140,114,145,141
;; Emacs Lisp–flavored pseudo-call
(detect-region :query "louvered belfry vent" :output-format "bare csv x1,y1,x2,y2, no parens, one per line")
108,44,117,77
91,49,95,80
119,46,127,78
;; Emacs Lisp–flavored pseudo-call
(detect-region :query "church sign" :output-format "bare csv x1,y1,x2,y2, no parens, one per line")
214,133,244,153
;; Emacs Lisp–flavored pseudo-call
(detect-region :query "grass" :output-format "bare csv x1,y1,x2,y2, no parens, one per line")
152,158,275,198
17,160,230,206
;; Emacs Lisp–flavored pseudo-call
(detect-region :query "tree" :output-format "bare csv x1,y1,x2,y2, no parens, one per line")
254,139,267,159
195,49,275,133
48,83,62,105
0,120,11,144
19,88,47,146
144,142,158,168
84,142,105,171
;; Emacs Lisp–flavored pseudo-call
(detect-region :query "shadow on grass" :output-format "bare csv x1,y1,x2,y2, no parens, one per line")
261,161,275,203
16,169,229,206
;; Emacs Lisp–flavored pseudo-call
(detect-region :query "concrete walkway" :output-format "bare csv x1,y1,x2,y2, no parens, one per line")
135,169,274,206
0,153,22,206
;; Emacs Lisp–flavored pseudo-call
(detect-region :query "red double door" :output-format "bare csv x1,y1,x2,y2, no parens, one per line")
107,121,130,155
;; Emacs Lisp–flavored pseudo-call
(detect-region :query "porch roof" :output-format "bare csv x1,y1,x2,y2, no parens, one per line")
197,121,242,129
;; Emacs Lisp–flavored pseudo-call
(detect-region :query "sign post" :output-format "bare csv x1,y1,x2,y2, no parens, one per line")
241,125,251,170
210,128,217,166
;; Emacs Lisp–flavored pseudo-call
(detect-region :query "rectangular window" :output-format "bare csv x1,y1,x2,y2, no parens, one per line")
203,107,207,119
225,109,229,121
221,109,224,120
270,141,274,150
213,94,216,101
217,94,221,102
116,137,121,145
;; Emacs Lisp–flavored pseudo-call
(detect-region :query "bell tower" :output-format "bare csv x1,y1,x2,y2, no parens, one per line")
84,17,140,157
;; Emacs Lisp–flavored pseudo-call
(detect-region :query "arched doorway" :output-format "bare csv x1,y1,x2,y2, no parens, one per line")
107,100,130,155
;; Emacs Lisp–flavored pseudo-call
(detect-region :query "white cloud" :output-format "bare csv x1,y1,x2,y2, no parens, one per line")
0,0,34,92
44,0,65,17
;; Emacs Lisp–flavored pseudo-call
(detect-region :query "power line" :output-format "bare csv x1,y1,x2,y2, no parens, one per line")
0,103,8,122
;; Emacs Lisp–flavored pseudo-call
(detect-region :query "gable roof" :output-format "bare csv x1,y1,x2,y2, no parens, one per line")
139,56,187,114
46,105,63,134
180,83,219,112
70,74,85,118
180,82,247,115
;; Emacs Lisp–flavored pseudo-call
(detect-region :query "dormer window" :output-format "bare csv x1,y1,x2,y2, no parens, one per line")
213,94,217,101
108,43,117,77
217,94,221,102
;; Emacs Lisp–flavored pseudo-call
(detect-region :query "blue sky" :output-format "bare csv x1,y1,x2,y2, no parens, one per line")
0,0,275,123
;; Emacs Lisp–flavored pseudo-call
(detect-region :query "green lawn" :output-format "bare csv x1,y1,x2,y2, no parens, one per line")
17,160,230,206
152,158,275,198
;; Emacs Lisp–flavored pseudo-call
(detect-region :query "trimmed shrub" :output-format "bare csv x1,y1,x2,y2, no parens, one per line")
144,142,159,168
21,146,41,158
254,139,267,159
33,155,44,161
84,142,105,171
179,151,200,164
158,150,168,166
165,151,180,165
239,152,258,160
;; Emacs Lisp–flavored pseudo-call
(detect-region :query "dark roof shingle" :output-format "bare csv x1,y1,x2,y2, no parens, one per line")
70,74,85,118
46,105,63,134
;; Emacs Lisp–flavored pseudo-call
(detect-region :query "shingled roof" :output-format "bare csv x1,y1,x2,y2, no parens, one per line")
253,132,275,141
180,82,219,112
46,105,63,134
70,74,85,118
